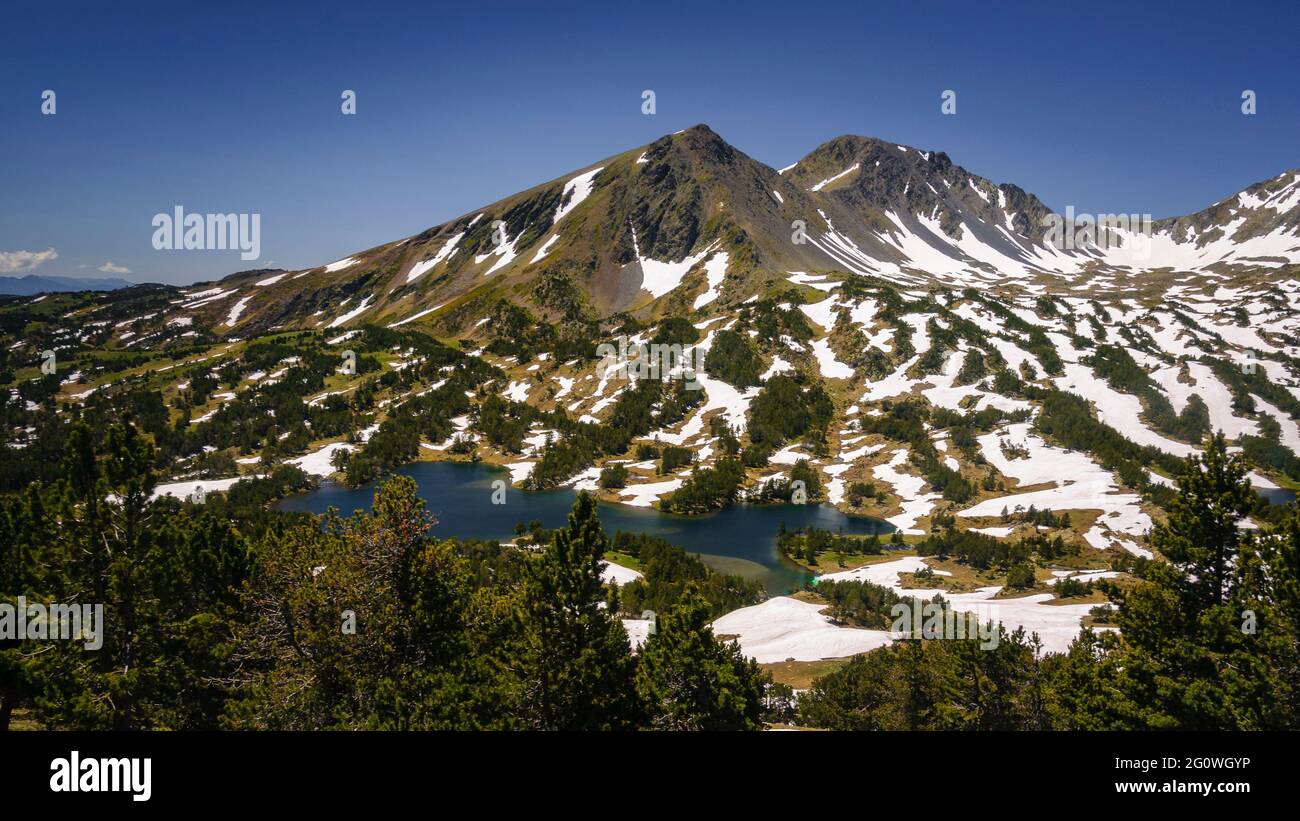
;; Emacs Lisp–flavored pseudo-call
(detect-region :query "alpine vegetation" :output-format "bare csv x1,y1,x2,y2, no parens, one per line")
3,124,1299,734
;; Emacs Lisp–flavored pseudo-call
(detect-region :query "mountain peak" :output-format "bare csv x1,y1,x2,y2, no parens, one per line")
653,123,741,168
172,128,1299,338
675,123,719,138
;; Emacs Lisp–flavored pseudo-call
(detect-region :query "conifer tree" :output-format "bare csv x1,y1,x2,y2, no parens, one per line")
635,587,766,730
514,492,638,729
1147,432,1254,611
1101,434,1299,728
27,420,251,729
230,475,508,730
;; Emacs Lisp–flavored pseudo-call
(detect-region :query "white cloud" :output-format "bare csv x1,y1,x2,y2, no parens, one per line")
98,261,131,274
0,248,59,273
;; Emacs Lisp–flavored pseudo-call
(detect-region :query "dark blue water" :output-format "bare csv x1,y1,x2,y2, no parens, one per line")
1257,486,1298,506
277,460,895,594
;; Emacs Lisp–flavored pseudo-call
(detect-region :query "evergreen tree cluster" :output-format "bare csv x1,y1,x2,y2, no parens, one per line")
914,527,1072,569
776,523,888,565
1085,345,1210,444
814,578,915,628
607,532,765,619
800,435,1300,730
748,459,823,504
0,423,771,730
747,374,834,451
661,458,748,514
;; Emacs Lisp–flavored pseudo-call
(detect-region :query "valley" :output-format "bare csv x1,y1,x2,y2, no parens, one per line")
4,125,1299,730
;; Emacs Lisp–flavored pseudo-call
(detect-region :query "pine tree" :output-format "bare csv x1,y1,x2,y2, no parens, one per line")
231,475,508,730
1098,434,1299,728
25,420,252,729
513,492,638,729
634,587,766,730
0,483,56,730
1148,432,1254,611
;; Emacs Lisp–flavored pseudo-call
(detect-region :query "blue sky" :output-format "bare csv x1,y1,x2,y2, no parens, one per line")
1,0,1296,285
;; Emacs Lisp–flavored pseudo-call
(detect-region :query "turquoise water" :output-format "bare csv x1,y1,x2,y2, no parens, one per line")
277,460,896,594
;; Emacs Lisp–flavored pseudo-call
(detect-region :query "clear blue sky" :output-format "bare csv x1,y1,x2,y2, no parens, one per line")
1,0,1296,285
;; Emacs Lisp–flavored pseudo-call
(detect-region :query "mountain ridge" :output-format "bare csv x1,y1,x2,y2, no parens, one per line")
0,274,135,297
15,125,1298,359
176,124,1294,342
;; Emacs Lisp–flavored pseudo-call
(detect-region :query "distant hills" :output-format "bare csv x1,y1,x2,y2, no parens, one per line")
0,274,134,297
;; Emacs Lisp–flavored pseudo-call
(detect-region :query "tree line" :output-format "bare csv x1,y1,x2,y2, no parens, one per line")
799,435,1300,729
0,419,774,730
